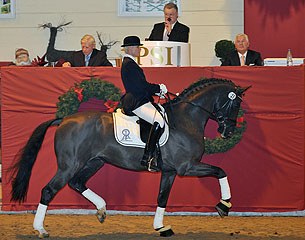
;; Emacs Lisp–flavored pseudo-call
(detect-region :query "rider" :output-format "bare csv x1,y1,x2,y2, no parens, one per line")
120,35,167,172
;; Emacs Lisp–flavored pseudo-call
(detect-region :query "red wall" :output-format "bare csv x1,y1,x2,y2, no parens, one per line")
245,0,305,59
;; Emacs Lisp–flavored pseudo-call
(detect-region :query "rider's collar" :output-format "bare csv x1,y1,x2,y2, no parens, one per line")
123,54,136,63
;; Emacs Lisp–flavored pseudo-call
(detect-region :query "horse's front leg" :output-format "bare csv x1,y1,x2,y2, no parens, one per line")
154,170,176,237
181,162,232,217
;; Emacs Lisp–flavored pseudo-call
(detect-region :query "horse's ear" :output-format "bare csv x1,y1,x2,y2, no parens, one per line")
237,85,252,95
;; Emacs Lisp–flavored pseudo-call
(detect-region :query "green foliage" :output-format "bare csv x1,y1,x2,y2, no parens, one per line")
215,39,235,63
56,78,122,118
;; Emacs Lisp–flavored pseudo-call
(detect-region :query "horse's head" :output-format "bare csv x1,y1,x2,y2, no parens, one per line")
164,78,250,139
214,85,251,138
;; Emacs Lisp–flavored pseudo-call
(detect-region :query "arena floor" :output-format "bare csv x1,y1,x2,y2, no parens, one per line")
1,212,305,239
1,182,305,239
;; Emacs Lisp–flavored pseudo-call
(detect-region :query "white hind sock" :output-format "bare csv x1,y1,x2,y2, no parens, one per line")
33,203,48,230
153,207,165,229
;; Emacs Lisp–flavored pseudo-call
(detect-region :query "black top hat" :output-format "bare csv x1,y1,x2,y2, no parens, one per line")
121,36,143,47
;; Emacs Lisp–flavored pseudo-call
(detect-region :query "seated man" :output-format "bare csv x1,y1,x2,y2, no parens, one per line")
221,33,263,66
46,27,112,67
148,2,189,43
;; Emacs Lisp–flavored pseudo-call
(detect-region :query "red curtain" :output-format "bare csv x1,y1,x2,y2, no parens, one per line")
245,0,305,58
1,66,304,212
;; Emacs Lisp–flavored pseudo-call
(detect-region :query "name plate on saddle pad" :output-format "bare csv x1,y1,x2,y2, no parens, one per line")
113,108,169,148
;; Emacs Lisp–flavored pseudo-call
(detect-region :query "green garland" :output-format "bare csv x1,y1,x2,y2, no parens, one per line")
55,78,246,154
56,78,121,118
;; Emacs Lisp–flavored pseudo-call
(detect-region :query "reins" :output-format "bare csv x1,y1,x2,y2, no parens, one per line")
165,91,238,125
166,91,216,119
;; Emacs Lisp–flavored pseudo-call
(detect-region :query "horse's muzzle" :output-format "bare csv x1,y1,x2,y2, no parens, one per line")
221,131,233,139
218,124,235,139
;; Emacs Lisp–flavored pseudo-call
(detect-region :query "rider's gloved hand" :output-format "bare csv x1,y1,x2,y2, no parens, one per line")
155,84,168,99
159,84,168,96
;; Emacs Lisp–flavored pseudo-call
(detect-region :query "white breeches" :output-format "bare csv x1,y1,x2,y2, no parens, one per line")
132,102,165,128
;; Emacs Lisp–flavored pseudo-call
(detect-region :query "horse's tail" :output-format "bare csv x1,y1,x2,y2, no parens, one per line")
10,118,62,202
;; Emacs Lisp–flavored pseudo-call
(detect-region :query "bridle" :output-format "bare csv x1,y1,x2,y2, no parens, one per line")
165,91,241,126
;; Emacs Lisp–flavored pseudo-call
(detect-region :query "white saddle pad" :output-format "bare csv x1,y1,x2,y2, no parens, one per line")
113,107,169,148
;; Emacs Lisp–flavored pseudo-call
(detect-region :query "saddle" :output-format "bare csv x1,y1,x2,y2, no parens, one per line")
112,107,169,148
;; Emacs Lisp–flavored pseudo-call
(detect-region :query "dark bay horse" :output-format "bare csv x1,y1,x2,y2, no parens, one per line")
11,78,249,238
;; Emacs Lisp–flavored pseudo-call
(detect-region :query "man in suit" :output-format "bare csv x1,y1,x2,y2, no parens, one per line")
46,27,112,67
221,33,263,66
148,2,189,43
62,34,112,67
120,36,167,172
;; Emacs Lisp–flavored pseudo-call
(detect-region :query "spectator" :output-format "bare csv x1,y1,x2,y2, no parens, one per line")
46,27,112,67
221,33,263,66
148,2,189,43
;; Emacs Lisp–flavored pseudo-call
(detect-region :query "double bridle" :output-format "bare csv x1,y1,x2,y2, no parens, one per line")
165,91,240,126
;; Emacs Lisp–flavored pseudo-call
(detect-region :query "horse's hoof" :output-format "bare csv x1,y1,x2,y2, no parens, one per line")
38,232,49,239
215,199,232,218
96,207,107,223
35,229,49,239
155,225,174,237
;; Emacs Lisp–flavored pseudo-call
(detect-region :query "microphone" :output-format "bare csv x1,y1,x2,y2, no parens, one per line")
167,18,171,22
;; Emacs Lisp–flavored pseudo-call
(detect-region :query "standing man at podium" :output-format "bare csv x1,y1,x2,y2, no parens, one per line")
148,2,189,43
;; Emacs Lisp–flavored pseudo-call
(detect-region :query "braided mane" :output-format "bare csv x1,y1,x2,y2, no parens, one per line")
166,78,236,105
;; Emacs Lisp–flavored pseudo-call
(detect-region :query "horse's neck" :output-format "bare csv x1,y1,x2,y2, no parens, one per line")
167,101,210,134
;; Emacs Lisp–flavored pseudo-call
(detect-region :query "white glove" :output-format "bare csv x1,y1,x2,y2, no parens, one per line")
159,84,168,95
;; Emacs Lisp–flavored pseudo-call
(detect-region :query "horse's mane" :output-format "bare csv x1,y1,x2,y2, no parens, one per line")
165,78,236,106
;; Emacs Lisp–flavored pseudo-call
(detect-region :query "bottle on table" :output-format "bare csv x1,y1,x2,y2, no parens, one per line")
287,49,293,66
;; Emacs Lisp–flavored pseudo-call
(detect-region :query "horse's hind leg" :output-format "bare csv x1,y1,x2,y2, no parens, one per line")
181,162,232,217
68,156,107,223
33,169,77,238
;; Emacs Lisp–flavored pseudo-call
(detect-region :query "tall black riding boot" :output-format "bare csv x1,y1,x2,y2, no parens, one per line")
141,122,162,172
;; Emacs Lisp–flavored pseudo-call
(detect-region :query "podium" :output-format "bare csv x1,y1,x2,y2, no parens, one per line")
138,41,191,67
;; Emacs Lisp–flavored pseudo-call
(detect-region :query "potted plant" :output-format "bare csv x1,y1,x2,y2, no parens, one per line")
214,39,235,64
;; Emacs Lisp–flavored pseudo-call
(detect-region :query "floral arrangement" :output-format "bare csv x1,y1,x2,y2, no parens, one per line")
215,39,235,63
56,78,121,118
